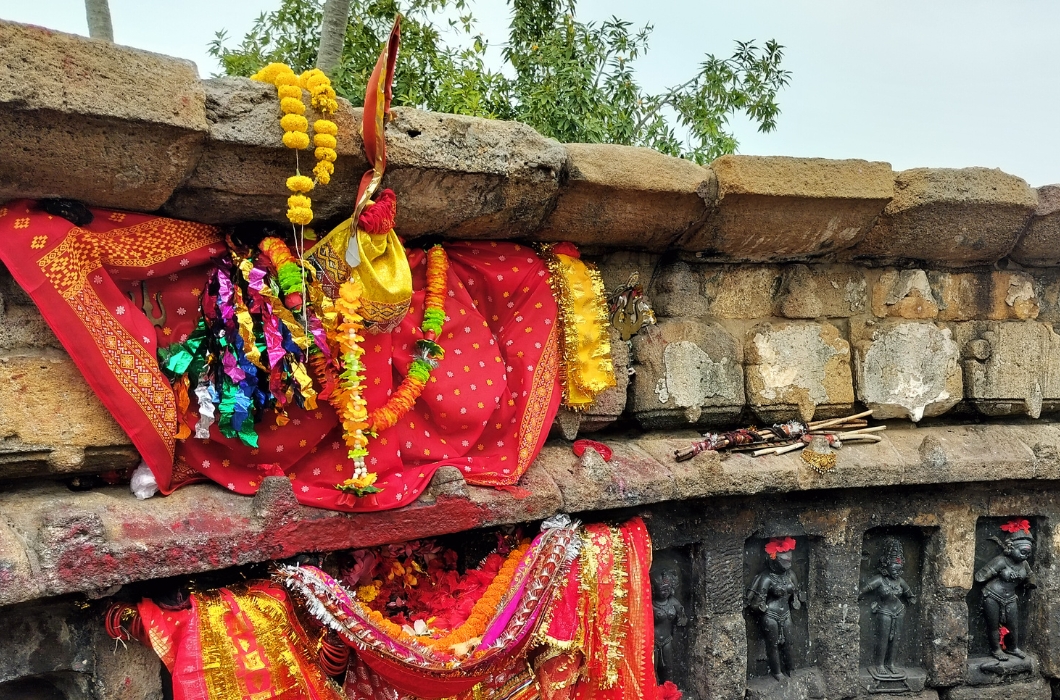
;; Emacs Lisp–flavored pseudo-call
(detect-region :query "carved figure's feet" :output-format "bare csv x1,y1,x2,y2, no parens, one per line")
991,649,1010,661
1009,647,1027,659
773,673,786,682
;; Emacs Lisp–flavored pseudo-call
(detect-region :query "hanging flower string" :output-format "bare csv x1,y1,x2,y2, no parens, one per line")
250,64,339,227
332,280,376,496
329,245,449,498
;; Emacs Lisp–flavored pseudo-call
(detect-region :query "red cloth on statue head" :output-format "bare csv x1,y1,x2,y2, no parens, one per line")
0,202,561,511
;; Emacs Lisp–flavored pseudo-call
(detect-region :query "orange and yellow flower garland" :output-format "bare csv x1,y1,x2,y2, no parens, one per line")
357,542,529,657
332,245,449,497
250,63,340,226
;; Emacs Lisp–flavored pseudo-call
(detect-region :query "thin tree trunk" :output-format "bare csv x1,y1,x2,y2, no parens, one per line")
85,0,114,41
317,0,354,76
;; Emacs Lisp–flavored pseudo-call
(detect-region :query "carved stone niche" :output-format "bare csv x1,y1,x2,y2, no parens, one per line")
743,536,824,699
650,548,693,692
965,517,1041,687
857,527,927,694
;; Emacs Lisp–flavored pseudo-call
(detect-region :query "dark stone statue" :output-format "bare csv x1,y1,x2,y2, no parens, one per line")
975,519,1035,661
746,537,805,681
652,566,687,683
859,537,917,681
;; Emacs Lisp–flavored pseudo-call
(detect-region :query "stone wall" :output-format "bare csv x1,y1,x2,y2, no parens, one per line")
3,18,1060,700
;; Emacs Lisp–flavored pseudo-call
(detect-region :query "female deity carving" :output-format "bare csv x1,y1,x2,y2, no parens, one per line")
859,537,917,680
652,566,688,683
746,537,805,681
975,519,1035,661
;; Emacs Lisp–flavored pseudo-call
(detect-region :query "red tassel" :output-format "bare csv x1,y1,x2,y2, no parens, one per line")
657,681,682,700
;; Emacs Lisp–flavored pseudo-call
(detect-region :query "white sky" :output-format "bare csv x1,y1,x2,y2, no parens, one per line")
3,0,1058,186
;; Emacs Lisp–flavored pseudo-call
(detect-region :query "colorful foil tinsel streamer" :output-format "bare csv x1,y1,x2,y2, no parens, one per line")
158,238,331,448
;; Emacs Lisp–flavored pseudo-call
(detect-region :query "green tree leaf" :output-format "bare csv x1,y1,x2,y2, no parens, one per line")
207,0,791,162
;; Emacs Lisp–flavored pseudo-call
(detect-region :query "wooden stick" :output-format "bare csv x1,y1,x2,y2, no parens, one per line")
806,410,873,430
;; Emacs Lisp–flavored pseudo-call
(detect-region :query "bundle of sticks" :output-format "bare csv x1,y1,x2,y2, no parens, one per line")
673,410,885,462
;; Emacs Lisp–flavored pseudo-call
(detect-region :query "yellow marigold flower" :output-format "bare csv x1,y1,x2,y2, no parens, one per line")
315,147,337,163
282,131,310,149
277,85,302,100
314,160,334,176
357,583,380,603
288,194,311,209
313,119,338,136
313,133,337,149
344,472,378,490
274,72,300,88
279,97,306,115
279,114,308,133
287,206,314,226
313,162,332,186
286,175,314,193
303,70,330,90
250,62,288,83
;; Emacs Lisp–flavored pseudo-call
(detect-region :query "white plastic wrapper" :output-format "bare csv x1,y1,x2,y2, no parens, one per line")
130,461,158,500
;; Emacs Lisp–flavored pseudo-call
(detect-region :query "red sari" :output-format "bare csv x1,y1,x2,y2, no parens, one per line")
0,201,561,510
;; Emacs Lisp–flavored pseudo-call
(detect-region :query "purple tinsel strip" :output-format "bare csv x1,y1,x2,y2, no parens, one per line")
217,272,236,326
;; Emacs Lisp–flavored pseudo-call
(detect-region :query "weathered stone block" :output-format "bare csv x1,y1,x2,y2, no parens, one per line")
932,271,1040,321
538,143,715,250
941,678,1050,700
0,20,207,211
872,270,939,319
744,321,854,422
0,265,61,351
849,167,1038,267
0,351,137,480
954,321,1060,418
630,319,744,428
687,155,893,260
653,261,709,317
162,77,368,224
164,79,567,237
702,265,781,319
1010,184,1060,266
776,264,866,318
853,321,961,421
385,108,566,238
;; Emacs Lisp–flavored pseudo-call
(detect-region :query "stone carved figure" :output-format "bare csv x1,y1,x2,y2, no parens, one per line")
975,519,1035,661
859,537,917,681
651,566,687,683
746,537,805,681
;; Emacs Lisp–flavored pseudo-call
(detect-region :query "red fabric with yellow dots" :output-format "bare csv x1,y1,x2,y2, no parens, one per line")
0,201,561,511
179,240,562,510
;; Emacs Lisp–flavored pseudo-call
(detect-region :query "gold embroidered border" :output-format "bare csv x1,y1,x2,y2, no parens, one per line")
74,286,177,456
39,219,219,299
517,324,559,479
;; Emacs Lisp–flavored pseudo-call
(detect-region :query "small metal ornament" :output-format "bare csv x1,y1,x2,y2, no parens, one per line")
801,436,837,474
609,272,656,341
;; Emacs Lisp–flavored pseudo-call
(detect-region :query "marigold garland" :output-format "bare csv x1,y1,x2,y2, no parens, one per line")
420,542,529,654
330,246,448,498
366,245,448,435
250,63,340,226
351,542,530,656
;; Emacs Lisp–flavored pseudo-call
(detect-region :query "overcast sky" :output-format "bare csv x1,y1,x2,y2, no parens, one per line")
3,0,1058,186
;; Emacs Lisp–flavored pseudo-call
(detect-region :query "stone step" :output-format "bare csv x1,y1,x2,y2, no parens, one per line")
2,421,1060,608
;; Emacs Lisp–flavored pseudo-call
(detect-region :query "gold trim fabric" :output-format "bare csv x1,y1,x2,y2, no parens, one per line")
542,249,617,410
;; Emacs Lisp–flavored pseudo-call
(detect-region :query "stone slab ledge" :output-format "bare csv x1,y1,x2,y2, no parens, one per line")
3,421,1060,607
1,19,1056,267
